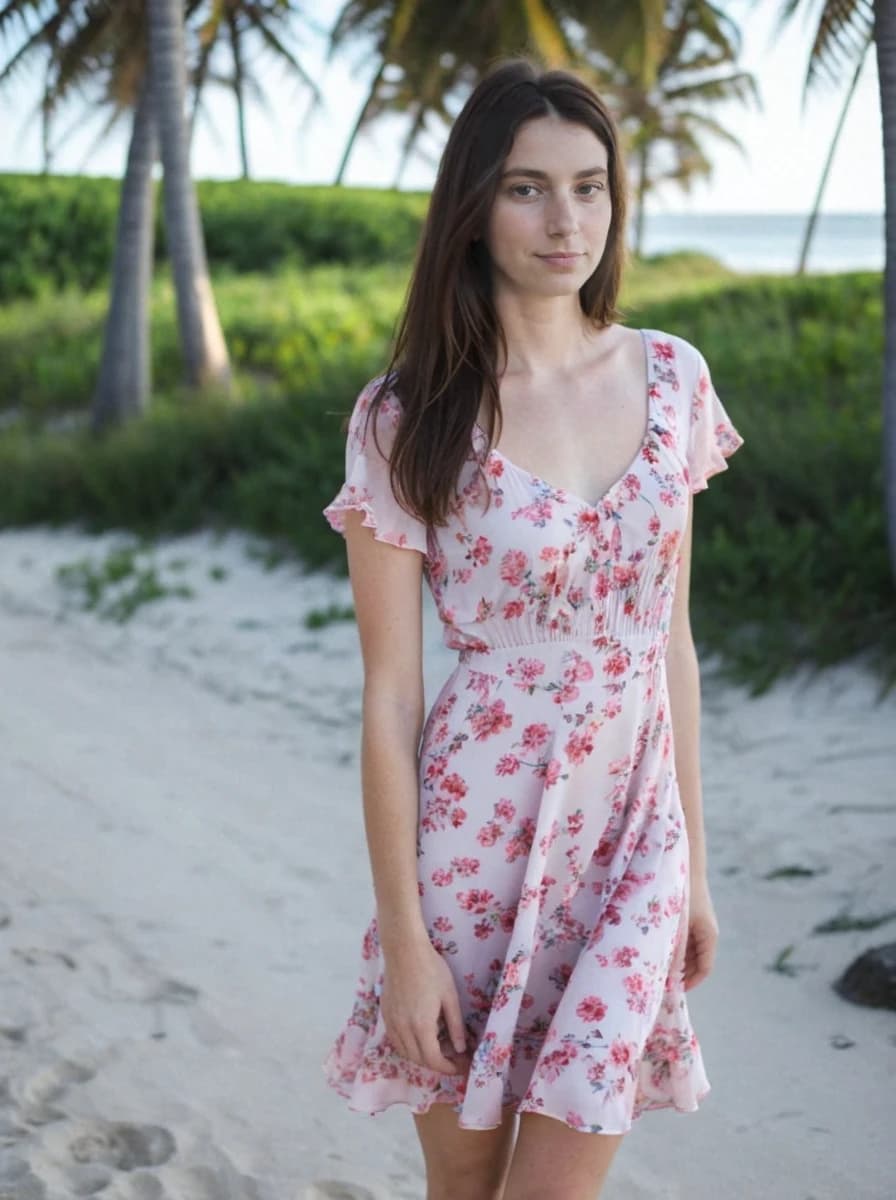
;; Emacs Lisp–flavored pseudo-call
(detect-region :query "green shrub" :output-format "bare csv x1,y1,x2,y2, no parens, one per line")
0,173,428,300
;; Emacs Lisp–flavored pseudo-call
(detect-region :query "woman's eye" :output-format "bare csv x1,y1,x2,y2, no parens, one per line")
509,182,605,198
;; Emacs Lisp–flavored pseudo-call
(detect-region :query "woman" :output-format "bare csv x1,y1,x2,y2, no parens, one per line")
322,56,743,1200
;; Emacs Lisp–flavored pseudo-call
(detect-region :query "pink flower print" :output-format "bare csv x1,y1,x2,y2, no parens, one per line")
495,798,516,822
503,598,525,619
433,916,454,932
587,1059,606,1085
476,597,495,621
560,652,593,684
519,658,546,685
554,681,579,705
477,820,502,847
602,697,622,720
496,753,521,776
565,728,596,766
424,754,448,781
541,758,563,787
621,472,641,499
474,920,494,940
470,700,513,741
470,536,492,566
457,888,495,914
612,563,638,589
539,545,560,562
361,923,379,960
538,1043,578,1082
500,549,529,586
611,945,640,968
442,773,467,799
567,585,585,607
609,1037,633,1067
623,972,649,1014
499,902,518,932
549,962,573,991
450,856,480,877
604,648,631,678
431,868,454,887
576,995,607,1023
654,339,675,362
520,722,550,752
577,508,601,535
648,514,661,535
567,808,585,837
505,817,535,863
450,807,467,828
660,489,676,507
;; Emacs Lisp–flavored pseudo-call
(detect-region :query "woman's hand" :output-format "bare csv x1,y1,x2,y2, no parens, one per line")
683,877,719,992
380,938,471,1076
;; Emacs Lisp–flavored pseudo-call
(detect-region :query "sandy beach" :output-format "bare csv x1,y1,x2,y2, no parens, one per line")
0,525,894,1200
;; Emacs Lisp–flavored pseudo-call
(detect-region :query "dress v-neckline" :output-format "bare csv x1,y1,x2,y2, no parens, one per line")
473,327,654,511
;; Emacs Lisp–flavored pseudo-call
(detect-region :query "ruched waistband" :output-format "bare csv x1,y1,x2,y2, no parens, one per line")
456,629,669,664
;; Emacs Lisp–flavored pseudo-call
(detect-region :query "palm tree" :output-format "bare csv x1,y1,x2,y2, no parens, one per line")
324,0,579,185
190,0,320,179
587,1,758,255
149,0,230,391
769,0,894,580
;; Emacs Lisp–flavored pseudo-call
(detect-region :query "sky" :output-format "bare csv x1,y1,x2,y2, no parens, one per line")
0,0,883,215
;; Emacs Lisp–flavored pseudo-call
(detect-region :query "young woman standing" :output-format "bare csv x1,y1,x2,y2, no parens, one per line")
322,57,743,1200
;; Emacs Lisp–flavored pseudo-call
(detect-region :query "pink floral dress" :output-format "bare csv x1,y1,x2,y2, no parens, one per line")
321,328,744,1134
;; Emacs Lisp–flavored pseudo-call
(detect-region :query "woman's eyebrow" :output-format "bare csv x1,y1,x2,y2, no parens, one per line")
501,166,608,180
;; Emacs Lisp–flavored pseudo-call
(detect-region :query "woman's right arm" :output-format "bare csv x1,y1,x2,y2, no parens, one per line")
342,510,469,1075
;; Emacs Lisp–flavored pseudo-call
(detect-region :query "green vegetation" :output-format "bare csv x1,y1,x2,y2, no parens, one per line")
0,178,890,694
56,541,194,622
0,174,428,301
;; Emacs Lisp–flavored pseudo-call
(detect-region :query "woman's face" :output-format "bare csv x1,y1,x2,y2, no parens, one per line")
483,115,613,300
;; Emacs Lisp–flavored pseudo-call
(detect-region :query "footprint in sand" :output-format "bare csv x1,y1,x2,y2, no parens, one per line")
66,1120,177,1172
16,1057,96,1125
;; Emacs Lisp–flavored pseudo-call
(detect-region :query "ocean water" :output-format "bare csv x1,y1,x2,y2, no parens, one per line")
638,212,883,275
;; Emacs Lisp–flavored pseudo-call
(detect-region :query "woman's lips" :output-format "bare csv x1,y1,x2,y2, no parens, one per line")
537,252,583,268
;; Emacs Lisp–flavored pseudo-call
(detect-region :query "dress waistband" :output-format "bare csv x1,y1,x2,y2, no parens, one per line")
456,629,669,664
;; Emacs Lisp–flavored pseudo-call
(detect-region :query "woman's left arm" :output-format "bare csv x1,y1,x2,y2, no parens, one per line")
665,495,719,990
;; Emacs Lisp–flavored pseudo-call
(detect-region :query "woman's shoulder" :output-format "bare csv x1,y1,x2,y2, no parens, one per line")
638,327,708,390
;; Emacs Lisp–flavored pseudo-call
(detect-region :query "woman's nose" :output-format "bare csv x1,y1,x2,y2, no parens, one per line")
545,195,578,237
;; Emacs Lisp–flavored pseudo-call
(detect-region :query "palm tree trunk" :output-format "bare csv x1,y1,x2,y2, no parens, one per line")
148,0,230,390
228,10,250,179
335,61,386,186
875,0,896,582
797,43,870,275
634,141,649,257
91,74,158,433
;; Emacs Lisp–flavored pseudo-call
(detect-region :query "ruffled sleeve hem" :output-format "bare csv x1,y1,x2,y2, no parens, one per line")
687,422,745,494
323,489,428,553
686,350,745,495
322,377,429,554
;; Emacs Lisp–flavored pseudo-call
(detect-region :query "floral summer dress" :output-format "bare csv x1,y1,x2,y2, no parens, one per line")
321,328,744,1134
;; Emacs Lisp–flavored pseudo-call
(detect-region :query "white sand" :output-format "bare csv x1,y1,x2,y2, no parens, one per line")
0,525,893,1200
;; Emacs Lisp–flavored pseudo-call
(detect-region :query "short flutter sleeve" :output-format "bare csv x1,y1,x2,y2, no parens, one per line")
686,350,745,494
322,376,429,554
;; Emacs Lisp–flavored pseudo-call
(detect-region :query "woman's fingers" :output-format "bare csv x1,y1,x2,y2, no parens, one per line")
440,985,468,1055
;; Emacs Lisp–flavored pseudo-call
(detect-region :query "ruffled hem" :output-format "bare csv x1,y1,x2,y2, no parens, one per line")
688,427,744,494
322,1059,711,1136
322,496,427,554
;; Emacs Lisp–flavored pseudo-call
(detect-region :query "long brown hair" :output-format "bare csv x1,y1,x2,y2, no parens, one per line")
368,56,629,528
